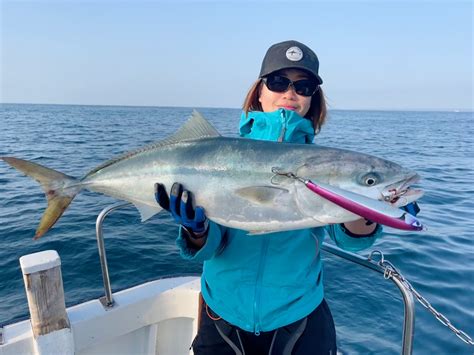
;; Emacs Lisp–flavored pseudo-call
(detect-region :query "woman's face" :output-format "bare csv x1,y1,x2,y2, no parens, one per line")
258,69,313,117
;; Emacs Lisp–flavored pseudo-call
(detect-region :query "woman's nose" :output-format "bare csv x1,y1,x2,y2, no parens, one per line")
282,84,298,99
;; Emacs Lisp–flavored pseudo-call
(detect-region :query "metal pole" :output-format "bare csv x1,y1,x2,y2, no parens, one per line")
95,202,131,308
391,276,415,355
321,243,415,355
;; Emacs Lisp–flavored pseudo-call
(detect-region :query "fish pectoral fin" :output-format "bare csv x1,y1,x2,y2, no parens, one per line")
235,186,289,206
133,202,163,222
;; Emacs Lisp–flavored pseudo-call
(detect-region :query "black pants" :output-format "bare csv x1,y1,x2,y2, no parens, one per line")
192,299,337,355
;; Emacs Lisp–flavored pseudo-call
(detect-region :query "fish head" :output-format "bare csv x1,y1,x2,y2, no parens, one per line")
295,148,423,208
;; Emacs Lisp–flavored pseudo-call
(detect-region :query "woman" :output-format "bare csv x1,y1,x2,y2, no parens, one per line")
155,40,382,355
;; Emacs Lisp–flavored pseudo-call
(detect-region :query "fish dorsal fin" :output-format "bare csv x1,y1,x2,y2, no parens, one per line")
166,110,220,143
85,110,220,177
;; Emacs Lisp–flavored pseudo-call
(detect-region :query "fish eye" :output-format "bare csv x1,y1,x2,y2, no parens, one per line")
361,173,380,186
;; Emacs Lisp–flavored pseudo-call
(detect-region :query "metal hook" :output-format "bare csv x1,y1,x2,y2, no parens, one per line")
271,167,307,184
271,167,295,178
382,188,409,202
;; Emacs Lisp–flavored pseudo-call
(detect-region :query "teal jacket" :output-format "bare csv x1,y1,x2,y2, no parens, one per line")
177,109,381,334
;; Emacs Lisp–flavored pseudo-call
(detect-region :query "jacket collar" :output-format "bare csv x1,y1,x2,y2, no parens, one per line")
239,108,315,144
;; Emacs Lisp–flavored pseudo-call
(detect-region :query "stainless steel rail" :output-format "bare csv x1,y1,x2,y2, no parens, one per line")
321,243,414,355
95,201,131,309
94,202,414,353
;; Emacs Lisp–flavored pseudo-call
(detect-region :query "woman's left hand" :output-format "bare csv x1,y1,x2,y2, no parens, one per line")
400,201,420,216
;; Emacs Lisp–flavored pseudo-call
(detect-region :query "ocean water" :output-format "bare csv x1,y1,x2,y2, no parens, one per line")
0,103,473,354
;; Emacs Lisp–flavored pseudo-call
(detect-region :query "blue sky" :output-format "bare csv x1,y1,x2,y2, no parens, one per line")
1,1,472,110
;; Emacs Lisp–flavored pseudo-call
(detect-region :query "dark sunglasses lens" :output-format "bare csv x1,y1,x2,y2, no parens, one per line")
265,76,291,93
293,80,318,97
265,76,318,97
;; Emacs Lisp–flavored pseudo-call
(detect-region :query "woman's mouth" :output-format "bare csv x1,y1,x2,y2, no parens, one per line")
280,105,297,111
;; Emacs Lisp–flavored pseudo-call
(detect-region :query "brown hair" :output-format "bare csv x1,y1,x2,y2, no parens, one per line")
242,79,327,134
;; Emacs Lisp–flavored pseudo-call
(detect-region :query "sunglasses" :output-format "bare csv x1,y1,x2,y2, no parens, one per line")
262,75,319,97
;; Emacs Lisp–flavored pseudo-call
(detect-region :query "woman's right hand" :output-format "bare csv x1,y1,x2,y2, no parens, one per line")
154,182,209,238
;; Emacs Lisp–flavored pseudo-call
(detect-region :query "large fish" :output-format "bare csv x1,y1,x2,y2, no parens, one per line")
1,111,423,239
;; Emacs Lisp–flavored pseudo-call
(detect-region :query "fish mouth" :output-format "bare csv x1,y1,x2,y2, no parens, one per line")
379,172,424,207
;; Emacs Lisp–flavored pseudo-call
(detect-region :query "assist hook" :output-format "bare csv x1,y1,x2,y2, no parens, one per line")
271,167,307,184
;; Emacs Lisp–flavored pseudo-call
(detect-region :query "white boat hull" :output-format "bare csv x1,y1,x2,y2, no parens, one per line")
1,276,201,355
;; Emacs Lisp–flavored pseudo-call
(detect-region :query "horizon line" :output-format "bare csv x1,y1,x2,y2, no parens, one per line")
1,101,472,113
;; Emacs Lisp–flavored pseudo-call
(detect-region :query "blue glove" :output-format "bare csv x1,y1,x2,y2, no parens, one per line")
154,182,208,234
401,201,420,216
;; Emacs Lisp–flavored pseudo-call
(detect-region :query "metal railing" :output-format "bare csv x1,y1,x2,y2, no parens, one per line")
95,202,131,308
321,243,415,355
94,203,414,353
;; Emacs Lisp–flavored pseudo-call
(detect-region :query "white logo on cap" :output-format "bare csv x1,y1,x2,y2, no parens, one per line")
286,46,303,61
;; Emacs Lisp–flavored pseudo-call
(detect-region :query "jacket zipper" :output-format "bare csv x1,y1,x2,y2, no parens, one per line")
277,108,287,142
253,237,269,335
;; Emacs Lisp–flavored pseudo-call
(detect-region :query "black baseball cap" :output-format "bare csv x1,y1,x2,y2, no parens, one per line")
259,40,323,85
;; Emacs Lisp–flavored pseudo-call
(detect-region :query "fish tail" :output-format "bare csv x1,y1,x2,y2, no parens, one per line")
1,157,80,239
